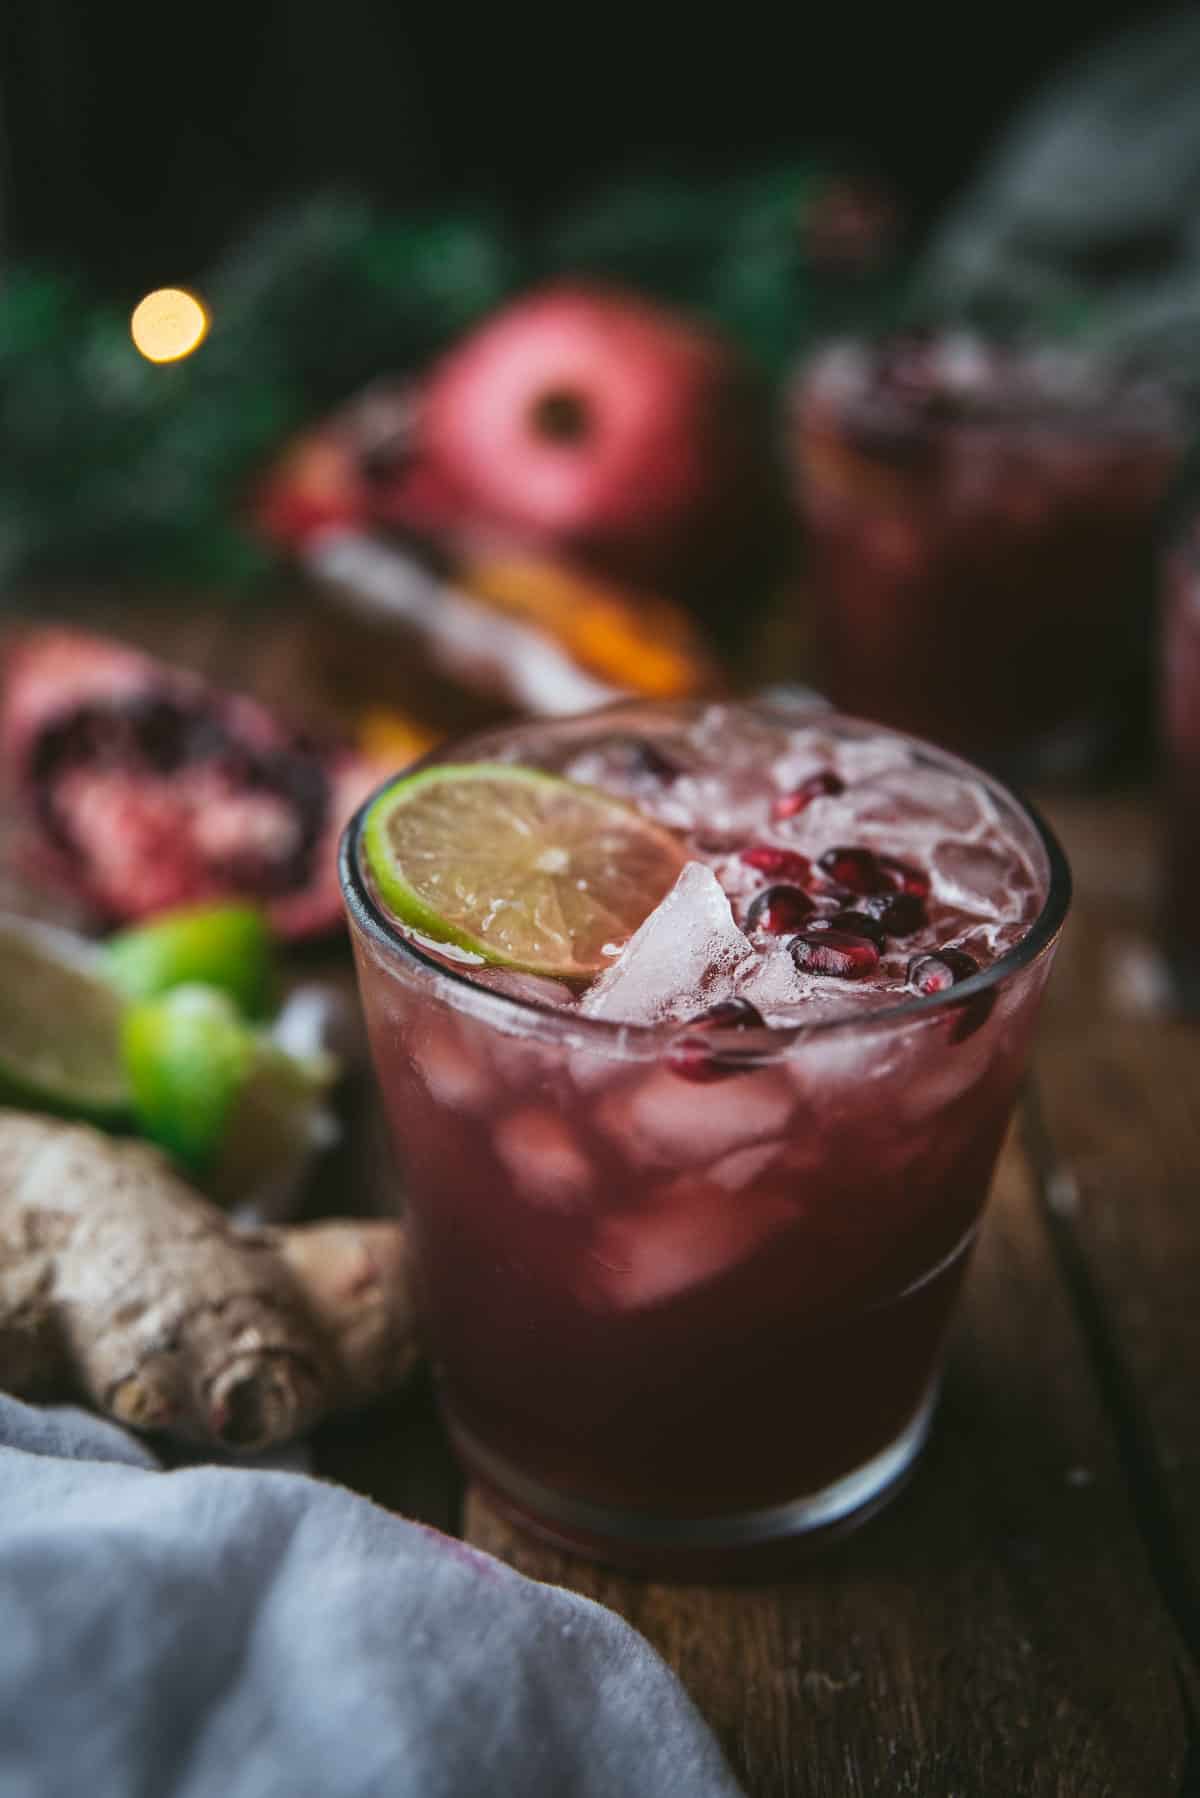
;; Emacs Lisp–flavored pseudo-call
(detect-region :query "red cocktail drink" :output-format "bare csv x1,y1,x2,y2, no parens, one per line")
794,336,1179,771
341,700,1069,1572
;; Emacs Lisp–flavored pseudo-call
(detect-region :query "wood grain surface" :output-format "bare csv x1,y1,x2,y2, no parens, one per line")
465,1133,1195,1796
7,595,1198,1795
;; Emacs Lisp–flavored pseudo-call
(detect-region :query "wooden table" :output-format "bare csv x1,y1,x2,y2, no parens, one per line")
9,593,1200,1796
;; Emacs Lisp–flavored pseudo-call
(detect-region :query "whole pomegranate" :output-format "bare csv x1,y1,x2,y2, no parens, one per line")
408,285,781,616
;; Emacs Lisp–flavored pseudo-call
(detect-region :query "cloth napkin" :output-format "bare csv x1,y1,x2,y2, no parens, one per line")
0,1394,742,1798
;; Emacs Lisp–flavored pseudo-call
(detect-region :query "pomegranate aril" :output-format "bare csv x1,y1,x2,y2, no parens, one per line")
908,947,993,1041
772,771,845,820
877,854,930,898
819,908,888,949
858,890,927,935
817,845,891,896
739,845,812,886
791,928,880,980
907,948,980,995
744,883,816,936
819,844,932,905
667,998,766,1084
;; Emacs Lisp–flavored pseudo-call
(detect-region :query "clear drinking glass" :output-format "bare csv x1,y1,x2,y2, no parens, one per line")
793,335,1180,774
340,702,1070,1575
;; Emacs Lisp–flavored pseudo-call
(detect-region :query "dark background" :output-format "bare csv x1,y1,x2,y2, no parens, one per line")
0,1,1163,295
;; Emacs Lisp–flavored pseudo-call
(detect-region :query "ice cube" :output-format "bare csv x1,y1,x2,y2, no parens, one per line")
829,732,915,786
842,765,992,838
951,918,1031,962
784,1018,903,1101
413,1015,492,1111
494,1108,594,1212
895,1028,994,1124
648,771,771,841
708,1140,785,1191
735,943,819,1022
685,701,781,767
469,971,579,1096
931,838,1031,924
598,1061,794,1169
581,861,754,1025
584,1174,796,1310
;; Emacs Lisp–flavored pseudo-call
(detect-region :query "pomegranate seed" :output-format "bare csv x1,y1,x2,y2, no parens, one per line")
817,846,891,896
819,844,931,903
744,884,816,936
739,845,813,885
908,947,993,1040
667,998,766,1083
877,854,930,898
791,928,880,979
907,948,980,995
772,771,845,820
858,890,927,935
819,908,888,949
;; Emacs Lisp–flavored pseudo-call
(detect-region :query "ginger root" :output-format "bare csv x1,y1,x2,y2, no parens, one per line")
0,1111,419,1452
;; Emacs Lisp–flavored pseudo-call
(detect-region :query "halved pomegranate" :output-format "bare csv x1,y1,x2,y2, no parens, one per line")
0,630,376,939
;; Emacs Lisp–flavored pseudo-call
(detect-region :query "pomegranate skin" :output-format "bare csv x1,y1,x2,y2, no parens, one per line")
413,284,781,608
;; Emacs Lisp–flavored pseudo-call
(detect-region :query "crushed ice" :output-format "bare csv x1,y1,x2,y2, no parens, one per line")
581,861,753,1025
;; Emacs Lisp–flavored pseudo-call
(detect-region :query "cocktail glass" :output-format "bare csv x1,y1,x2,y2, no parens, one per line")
340,701,1070,1574
793,335,1180,773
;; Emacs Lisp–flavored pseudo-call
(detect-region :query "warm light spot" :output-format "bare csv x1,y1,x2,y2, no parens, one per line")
130,288,209,363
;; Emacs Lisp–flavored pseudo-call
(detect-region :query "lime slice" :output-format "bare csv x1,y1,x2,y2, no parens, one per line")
0,914,129,1122
106,904,276,1016
209,1038,337,1211
362,763,685,979
122,984,335,1198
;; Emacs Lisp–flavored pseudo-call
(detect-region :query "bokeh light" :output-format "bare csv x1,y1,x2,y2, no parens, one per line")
130,288,209,363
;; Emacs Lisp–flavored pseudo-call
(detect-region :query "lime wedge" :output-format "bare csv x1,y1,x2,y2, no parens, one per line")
362,764,685,979
0,914,130,1122
106,904,276,1017
122,984,335,1194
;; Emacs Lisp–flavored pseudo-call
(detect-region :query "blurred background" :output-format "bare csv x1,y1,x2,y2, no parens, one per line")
0,4,1160,289
1,1,1199,1002
0,6,1165,284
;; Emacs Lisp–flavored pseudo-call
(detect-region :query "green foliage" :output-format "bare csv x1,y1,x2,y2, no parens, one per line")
543,163,904,370
0,195,520,589
0,167,904,589
207,195,518,410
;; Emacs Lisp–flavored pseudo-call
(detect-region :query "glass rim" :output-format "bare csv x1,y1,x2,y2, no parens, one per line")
338,704,1073,1055
797,335,1185,445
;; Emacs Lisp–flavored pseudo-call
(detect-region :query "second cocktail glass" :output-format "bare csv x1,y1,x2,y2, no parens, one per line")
793,335,1180,773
